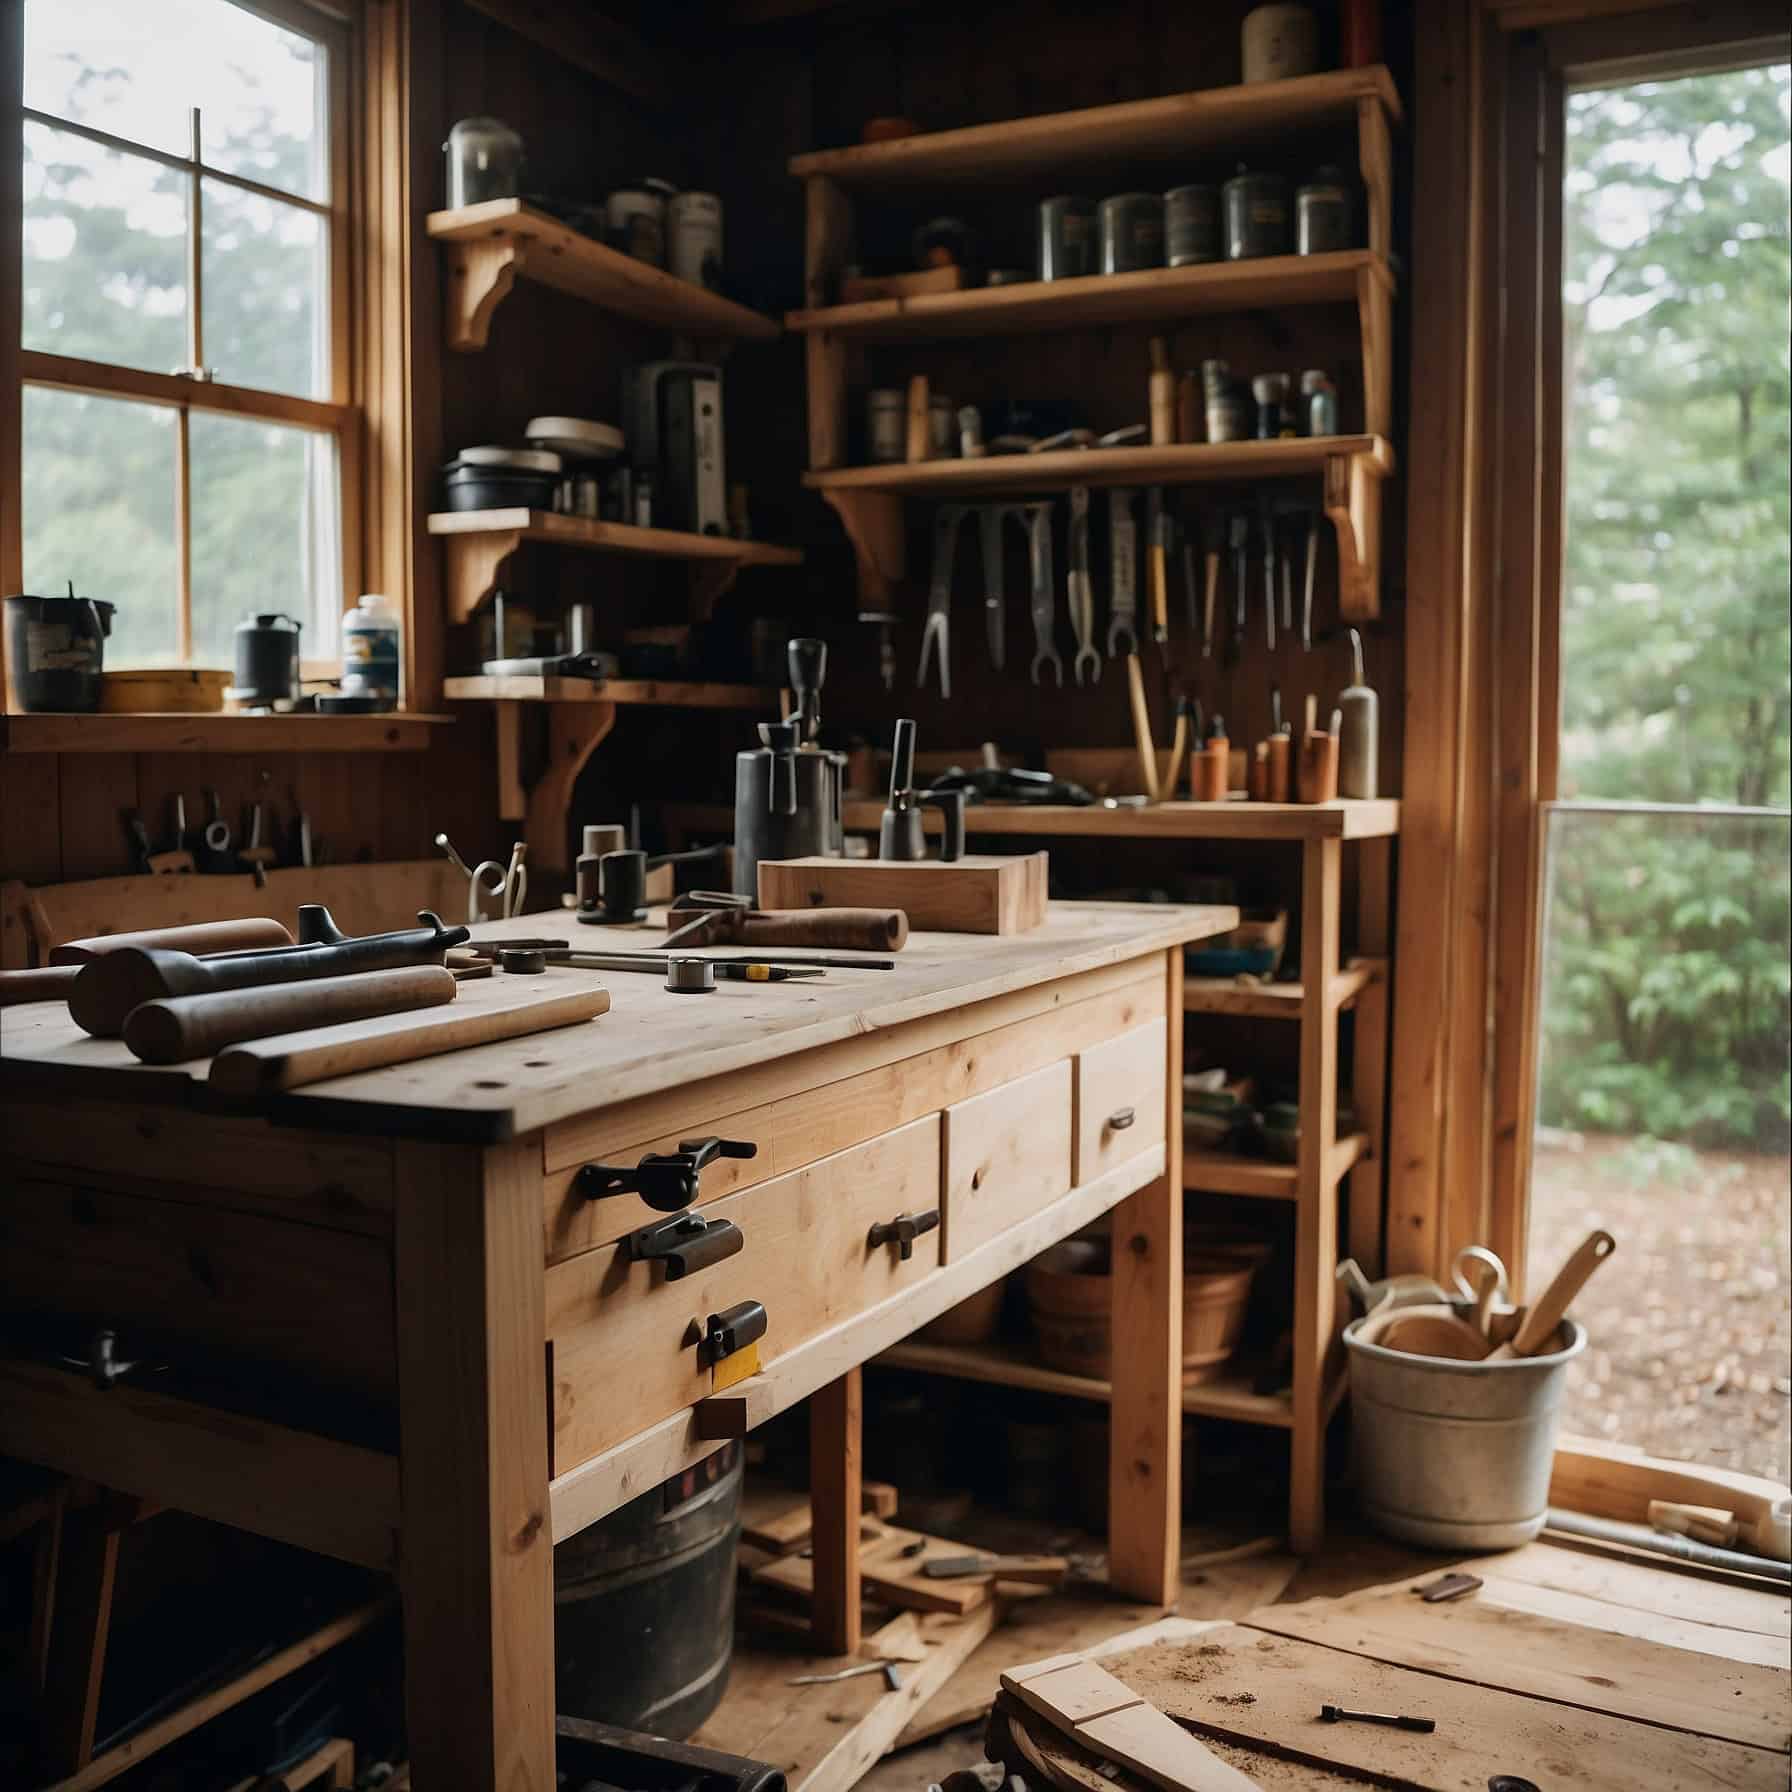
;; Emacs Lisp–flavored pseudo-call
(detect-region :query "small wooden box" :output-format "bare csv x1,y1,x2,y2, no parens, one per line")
758,853,1048,936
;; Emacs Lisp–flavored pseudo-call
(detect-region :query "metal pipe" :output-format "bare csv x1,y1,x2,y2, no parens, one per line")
1545,1509,1792,1582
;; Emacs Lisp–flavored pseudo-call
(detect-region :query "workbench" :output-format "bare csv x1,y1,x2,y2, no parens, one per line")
0,899,1232,1790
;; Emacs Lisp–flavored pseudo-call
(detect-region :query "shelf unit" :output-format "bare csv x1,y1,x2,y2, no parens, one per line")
794,66,1400,620
425,200,781,352
427,510,803,625
0,711,454,754
836,795,1399,842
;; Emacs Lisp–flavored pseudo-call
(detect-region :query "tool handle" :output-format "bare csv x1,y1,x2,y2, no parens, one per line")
919,790,966,863
49,916,293,965
123,965,457,1065
1126,654,1160,802
1510,1229,1615,1356
1149,545,1169,640
733,909,910,952
888,717,917,805
0,965,80,1006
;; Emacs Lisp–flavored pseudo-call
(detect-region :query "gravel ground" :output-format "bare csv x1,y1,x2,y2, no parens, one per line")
1530,1134,1791,1483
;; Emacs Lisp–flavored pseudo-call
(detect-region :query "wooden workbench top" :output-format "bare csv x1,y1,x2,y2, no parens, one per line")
0,900,1232,1143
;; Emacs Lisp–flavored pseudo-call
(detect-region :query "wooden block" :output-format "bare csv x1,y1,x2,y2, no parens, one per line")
757,853,1048,935
839,265,967,303
1000,1657,1142,1725
694,1374,772,1439
752,1522,993,1617
740,1481,899,1554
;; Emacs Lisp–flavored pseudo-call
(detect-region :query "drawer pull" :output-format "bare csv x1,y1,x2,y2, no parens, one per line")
867,1208,941,1262
576,1135,757,1213
1107,1106,1137,1133
699,1299,766,1367
623,1211,744,1281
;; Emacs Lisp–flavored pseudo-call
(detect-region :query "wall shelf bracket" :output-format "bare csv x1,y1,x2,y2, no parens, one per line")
823,490,906,610
443,240,522,354
493,700,618,874
1324,450,1385,622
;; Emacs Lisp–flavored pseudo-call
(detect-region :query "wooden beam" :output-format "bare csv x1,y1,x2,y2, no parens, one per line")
460,0,673,106
809,1369,863,1654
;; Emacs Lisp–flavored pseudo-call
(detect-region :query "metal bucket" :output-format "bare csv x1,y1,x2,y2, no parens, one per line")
554,1442,742,1737
1344,1313,1586,1550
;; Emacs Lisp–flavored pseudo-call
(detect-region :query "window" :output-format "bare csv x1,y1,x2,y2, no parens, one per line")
20,0,353,670
1527,63,1790,1481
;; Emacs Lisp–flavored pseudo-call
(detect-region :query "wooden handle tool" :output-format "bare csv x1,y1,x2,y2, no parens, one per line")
669,906,909,953
905,373,931,463
123,965,457,1065
49,916,293,965
1125,654,1160,802
0,965,81,1006
1489,1229,1616,1360
919,1553,1069,1584
209,983,611,1096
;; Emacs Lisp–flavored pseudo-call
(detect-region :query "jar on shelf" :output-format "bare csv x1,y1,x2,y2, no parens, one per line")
443,117,524,209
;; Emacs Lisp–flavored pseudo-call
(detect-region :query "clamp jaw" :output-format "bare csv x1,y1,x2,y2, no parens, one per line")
575,1136,757,1213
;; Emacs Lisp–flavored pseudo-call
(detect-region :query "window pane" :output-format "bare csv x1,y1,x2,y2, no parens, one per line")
190,413,341,669
1558,66,1792,806
25,0,328,202
23,120,188,374
22,386,179,666
202,180,324,397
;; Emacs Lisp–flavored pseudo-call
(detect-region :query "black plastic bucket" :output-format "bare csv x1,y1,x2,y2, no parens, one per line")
554,1442,742,1738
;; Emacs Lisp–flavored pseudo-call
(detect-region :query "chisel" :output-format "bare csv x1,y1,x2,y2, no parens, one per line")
1146,487,1170,648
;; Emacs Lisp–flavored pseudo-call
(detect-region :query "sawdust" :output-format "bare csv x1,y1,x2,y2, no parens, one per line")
1212,1692,1257,1707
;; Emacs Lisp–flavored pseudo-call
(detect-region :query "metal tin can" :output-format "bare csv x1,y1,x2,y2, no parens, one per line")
1222,170,1292,260
1038,196,1097,280
1165,184,1221,266
867,389,906,463
928,394,957,457
1252,371,1294,438
605,188,664,265
1296,167,1354,254
1205,385,1252,444
668,191,723,288
1098,193,1165,273
1301,368,1338,436
1241,3,1318,83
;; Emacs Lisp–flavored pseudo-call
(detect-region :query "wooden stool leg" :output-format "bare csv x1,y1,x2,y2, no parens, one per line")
37,1505,120,1774
809,1368,863,1654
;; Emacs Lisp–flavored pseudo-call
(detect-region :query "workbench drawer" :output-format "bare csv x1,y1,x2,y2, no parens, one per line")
0,1176,396,1411
1073,1017,1168,1187
940,1059,1073,1263
547,1115,942,1474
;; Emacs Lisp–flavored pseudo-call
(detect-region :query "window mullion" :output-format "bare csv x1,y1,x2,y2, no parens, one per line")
189,109,205,376
176,406,193,665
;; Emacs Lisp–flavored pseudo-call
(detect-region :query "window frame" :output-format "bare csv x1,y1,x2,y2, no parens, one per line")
13,0,361,674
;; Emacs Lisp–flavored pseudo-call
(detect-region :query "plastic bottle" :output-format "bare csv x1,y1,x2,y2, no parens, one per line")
341,593,400,711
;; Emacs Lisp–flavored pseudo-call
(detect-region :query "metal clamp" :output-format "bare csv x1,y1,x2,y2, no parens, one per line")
1107,1106,1137,1133
867,1208,941,1262
698,1300,766,1368
624,1211,745,1281
60,1329,153,1392
575,1136,757,1213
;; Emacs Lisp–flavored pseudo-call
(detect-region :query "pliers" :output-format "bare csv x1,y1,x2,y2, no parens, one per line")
1106,488,1140,658
917,503,972,699
1068,486,1099,685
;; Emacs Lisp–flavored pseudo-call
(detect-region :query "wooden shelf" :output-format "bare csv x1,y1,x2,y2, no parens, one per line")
0,711,454,754
443,675,775,709
425,200,780,351
1182,1132,1368,1198
807,433,1391,497
427,510,802,624
1182,958,1382,1018
790,66,1403,187
877,1336,1348,1430
838,797,1400,841
789,251,1390,343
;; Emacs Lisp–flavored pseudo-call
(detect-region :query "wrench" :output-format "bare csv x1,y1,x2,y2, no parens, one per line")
1106,488,1139,657
1068,486,1099,685
917,504,971,698
1024,503,1061,686
978,505,1009,672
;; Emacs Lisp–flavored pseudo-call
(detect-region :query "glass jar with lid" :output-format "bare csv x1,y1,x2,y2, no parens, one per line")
444,117,525,209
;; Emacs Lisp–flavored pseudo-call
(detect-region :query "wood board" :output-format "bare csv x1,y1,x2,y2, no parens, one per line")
757,853,1049,936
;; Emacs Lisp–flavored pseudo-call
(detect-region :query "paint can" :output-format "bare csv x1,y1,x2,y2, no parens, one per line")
1222,169,1292,260
867,389,906,463
1296,166,1355,254
1203,359,1252,444
1241,4,1319,84
1038,196,1098,280
668,191,723,288
1165,184,1221,266
1098,192,1165,274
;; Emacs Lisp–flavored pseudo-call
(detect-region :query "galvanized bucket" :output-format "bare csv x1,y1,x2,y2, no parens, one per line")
1344,1312,1586,1550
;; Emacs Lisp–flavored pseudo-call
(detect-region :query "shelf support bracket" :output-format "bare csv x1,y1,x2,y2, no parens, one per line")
443,238,522,354
823,490,906,610
442,532,526,625
1324,451,1383,622
489,701,619,875
689,560,743,622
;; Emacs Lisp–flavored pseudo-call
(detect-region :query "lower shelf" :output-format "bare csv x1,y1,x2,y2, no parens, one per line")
877,1336,1347,1431
1182,1131,1368,1197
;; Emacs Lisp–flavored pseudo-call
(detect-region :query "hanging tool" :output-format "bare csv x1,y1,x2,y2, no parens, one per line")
1301,507,1320,651
1280,523,1295,636
918,503,970,698
198,787,233,873
1180,514,1201,641
1200,514,1222,659
978,505,1008,671
1068,485,1099,685
1227,512,1250,660
1163,694,1197,801
1125,655,1159,802
1259,497,1278,651
1146,487,1171,650
1025,502,1061,685
1105,488,1139,658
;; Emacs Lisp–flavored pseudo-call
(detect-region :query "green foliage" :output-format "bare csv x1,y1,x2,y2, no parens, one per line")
1540,65,1791,1151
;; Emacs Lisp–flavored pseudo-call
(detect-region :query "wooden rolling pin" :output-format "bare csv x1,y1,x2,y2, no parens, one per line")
49,916,293,964
209,984,611,1096
0,965,80,1006
122,965,457,1065
665,906,908,952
